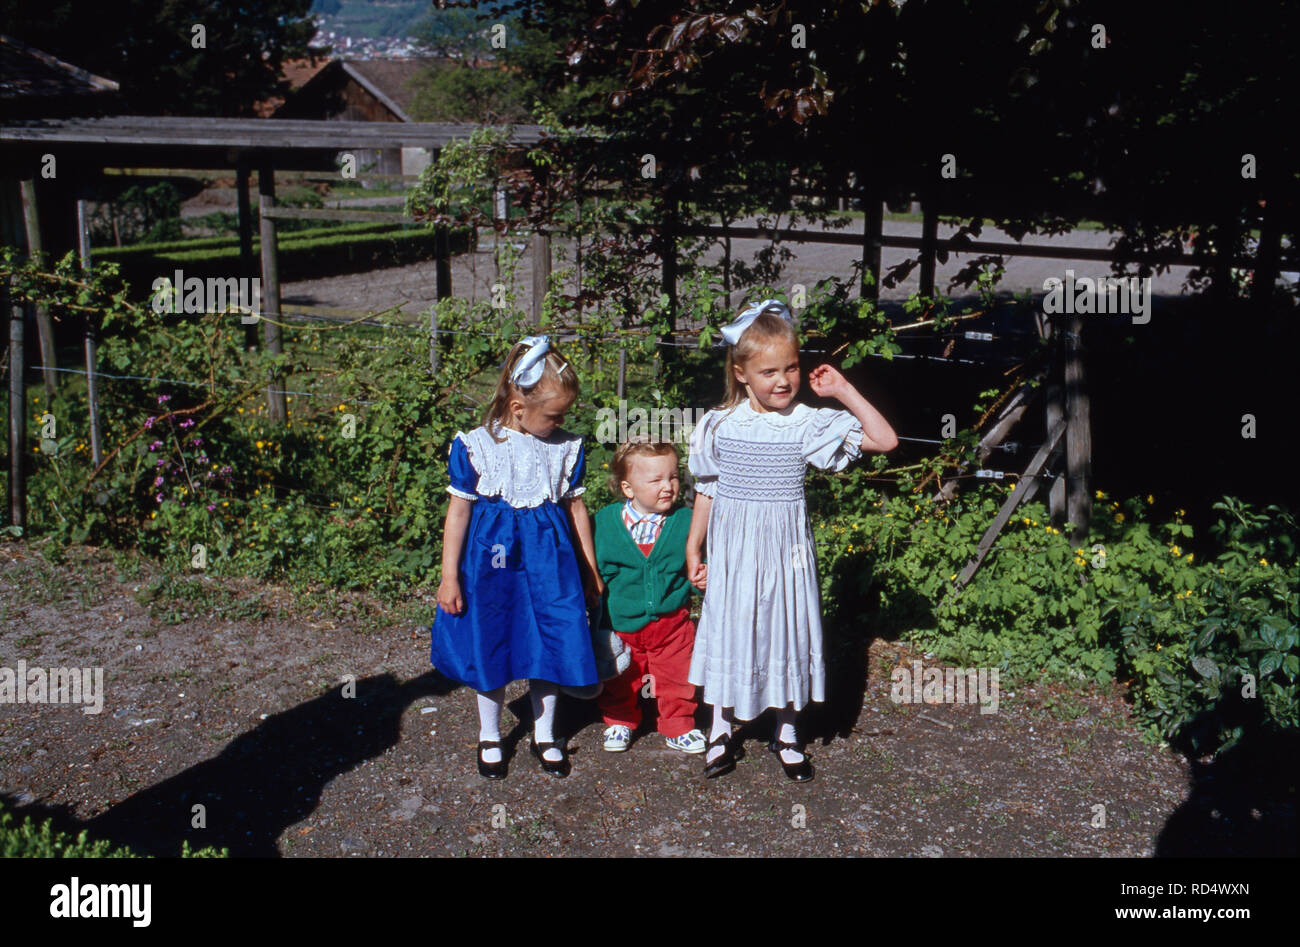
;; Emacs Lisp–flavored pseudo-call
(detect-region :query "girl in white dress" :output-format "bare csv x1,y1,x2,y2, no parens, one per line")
685,300,898,781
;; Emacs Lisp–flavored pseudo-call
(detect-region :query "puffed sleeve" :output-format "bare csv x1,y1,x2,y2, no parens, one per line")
802,407,864,472
561,438,587,500
687,410,721,498
446,434,479,501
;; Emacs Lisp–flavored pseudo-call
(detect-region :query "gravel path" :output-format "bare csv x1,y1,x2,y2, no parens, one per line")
5,541,1285,858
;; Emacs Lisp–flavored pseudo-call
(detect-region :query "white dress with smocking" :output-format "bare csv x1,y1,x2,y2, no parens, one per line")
687,400,864,720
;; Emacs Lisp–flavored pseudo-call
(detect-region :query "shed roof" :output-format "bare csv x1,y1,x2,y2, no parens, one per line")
0,33,119,100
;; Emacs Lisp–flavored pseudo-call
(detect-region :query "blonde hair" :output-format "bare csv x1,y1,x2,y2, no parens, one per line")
482,338,580,442
718,309,800,410
608,438,680,495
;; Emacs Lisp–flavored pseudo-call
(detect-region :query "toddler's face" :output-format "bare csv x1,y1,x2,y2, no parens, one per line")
736,338,800,412
513,388,573,439
620,452,680,514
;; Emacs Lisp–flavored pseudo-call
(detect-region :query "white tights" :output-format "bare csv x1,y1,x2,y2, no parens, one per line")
475,682,563,763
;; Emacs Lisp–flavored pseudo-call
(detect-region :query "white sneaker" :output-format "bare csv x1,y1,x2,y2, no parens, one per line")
602,725,632,752
665,729,707,754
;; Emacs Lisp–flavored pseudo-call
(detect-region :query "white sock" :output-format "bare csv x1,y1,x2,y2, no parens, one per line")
530,680,563,762
775,708,803,763
706,705,732,765
477,688,504,764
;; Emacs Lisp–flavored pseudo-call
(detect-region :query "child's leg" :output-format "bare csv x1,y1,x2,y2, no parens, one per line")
477,687,505,763
529,680,564,762
705,704,733,765
774,705,804,764
597,631,647,730
643,611,698,738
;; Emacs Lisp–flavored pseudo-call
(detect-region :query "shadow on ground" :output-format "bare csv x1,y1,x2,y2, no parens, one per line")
4,670,460,857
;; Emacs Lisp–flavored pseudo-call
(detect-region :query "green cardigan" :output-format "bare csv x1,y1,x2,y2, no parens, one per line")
594,502,695,633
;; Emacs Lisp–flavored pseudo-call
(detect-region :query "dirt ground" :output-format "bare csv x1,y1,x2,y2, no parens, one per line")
3,540,1288,858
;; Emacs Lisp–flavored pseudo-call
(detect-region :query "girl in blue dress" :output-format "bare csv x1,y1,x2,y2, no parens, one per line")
433,335,604,779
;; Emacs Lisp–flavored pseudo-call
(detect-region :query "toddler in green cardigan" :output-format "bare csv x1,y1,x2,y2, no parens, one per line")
594,439,708,753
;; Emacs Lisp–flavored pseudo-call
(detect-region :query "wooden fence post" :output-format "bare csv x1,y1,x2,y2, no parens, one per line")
1064,315,1092,541
8,282,25,529
1044,317,1066,525
19,178,56,399
76,196,103,467
531,227,550,321
435,224,452,301
919,191,938,299
237,159,257,351
257,163,287,425
859,175,882,302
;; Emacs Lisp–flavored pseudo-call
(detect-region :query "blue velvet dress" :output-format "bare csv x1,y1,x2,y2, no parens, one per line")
430,422,599,693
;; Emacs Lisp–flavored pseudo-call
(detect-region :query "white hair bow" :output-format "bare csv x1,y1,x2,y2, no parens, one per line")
720,298,793,345
509,335,551,387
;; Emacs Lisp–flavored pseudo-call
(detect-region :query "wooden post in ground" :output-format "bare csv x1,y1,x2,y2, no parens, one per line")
659,194,678,380
1063,315,1092,541
435,224,451,301
531,227,550,321
859,171,883,302
429,303,439,375
257,163,287,425
1043,317,1066,525
8,282,25,529
76,196,103,467
19,179,56,398
237,159,257,351
919,193,938,299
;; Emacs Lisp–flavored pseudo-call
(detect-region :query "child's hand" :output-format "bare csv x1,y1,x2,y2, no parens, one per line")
436,575,463,615
686,547,708,591
808,364,853,401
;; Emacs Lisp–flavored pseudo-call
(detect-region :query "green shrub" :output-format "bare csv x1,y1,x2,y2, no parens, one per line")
0,801,227,857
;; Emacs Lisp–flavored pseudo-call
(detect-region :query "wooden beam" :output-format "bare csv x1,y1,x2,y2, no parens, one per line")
1064,315,1091,541
19,179,56,398
237,160,256,351
8,281,25,529
934,371,1045,502
259,206,404,223
76,197,103,467
258,164,287,426
531,228,550,320
953,419,1067,589
919,195,938,298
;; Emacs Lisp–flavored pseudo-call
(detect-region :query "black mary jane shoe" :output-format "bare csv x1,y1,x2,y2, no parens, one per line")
477,740,508,780
530,739,571,778
703,731,741,779
768,739,814,782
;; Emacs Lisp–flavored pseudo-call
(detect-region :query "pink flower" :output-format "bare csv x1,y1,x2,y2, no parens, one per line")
207,503,217,512
153,476,164,487
145,417,156,430
179,418,195,430
155,493,164,503
148,440,163,451
157,394,171,404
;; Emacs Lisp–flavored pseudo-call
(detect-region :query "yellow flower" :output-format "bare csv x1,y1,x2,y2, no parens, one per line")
1155,643,1162,651
222,501,228,507
1170,545,1181,556
337,404,346,412
1259,558,1268,566
1094,489,1104,500
256,441,264,449
1185,553,1193,563
1008,482,1016,491
949,573,956,581
1176,509,1185,517
1146,494,1154,504
1113,512,1124,523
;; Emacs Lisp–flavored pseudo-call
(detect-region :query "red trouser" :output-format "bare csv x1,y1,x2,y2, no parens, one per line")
597,606,698,738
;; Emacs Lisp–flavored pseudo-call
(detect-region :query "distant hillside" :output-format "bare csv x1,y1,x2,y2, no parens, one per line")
310,0,430,39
